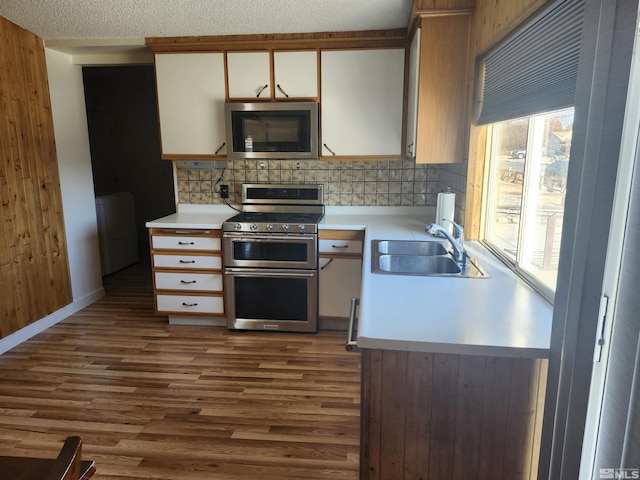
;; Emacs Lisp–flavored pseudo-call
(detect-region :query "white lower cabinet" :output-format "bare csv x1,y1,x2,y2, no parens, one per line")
149,228,226,326
319,257,363,319
318,229,364,329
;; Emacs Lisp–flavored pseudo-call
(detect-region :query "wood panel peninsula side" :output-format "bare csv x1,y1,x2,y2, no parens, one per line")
360,349,547,480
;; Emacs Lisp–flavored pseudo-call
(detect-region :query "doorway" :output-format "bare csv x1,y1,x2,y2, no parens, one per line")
82,65,175,268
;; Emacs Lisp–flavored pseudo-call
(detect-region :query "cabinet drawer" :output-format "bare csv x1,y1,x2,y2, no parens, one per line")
155,272,223,292
153,254,222,270
156,294,224,315
152,235,221,251
319,239,363,254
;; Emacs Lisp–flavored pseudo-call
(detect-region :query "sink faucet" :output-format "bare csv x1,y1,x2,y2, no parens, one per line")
427,220,466,264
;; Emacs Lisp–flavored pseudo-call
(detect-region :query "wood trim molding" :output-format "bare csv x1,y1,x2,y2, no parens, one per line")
146,29,408,53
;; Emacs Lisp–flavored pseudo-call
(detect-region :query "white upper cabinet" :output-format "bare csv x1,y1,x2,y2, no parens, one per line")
320,49,405,158
406,29,421,160
226,51,272,99
273,50,318,99
155,53,227,157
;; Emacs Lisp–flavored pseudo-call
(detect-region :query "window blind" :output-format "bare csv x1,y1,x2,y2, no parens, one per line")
475,0,585,125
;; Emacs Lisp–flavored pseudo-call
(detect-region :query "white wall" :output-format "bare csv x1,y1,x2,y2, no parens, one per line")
45,48,104,303
0,49,104,354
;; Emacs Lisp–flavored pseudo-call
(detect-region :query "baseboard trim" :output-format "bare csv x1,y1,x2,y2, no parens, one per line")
0,287,105,355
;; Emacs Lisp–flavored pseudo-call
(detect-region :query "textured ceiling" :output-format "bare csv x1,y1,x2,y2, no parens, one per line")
0,0,413,40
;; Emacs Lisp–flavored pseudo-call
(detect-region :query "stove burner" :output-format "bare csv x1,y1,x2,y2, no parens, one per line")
223,184,324,233
226,212,324,224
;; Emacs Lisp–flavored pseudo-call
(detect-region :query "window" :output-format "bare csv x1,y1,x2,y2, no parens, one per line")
483,107,573,298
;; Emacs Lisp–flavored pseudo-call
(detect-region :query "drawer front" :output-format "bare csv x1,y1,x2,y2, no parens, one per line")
155,272,223,291
319,239,363,254
156,294,224,314
153,254,222,270
152,235,221,251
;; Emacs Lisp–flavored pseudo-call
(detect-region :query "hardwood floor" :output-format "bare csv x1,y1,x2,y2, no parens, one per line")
0,258,361,479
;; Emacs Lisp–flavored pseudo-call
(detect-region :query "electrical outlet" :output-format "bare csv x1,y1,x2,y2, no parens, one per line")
220,184,229,199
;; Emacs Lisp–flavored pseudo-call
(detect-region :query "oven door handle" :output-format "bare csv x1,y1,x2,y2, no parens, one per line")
225,268,316,278
224,234,317,242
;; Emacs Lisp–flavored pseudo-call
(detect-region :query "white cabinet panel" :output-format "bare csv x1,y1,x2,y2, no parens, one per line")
151,235,221,251
155,272,223,292
319,257,363,318
321,49,404,157
227,51,271,99
274,51,318,98
153,254,222,270
406,28,421,159
156,294,224,314
155,53,226,156
318,239,363,254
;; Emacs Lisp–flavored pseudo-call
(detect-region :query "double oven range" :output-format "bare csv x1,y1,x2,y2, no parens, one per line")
222,184,324,333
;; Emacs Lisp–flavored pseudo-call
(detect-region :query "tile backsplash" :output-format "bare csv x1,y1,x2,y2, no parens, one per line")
177,159,466,215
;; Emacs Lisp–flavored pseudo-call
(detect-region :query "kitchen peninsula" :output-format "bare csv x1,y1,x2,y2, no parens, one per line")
148,204,551,480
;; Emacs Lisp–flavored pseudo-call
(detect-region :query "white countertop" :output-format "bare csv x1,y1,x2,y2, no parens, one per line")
146,205,552,358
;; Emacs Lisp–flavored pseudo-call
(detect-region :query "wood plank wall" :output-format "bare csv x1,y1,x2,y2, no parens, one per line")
361,349,548,480
0,17,72,338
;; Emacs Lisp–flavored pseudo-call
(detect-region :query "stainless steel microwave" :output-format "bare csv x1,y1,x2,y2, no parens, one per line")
224,102,319,160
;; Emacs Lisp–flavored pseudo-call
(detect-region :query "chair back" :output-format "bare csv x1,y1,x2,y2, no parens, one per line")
44,436,83,480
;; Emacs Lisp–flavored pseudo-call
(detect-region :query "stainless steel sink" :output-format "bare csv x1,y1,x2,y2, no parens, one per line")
370,239,488,278
377,254,462,274
374,240,448,256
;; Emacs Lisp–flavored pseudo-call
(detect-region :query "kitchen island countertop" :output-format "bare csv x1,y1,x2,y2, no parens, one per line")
146,204,552,358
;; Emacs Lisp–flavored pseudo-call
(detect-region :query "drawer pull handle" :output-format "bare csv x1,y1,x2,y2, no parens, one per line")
178,242,195,245
332,244,349,249
182,302,198,307
180,280,197,284
179,260,196,264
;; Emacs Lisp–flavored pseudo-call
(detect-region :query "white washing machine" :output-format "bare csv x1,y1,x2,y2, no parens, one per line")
95,192,139,275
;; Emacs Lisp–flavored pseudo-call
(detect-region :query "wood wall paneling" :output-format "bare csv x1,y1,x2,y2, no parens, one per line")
146,29,408,53
470,0,547,55
415,14,471,164
415,0,476,9
0,17,71,339
361,349,547,480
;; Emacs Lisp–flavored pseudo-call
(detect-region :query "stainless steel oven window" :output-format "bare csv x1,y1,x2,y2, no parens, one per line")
223,234,317,269
224,268,318,332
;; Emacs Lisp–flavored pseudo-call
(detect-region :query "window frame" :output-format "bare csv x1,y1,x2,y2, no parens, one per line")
480,110,573,303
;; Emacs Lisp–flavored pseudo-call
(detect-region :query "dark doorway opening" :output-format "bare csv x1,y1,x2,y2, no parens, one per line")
82,65,175,271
